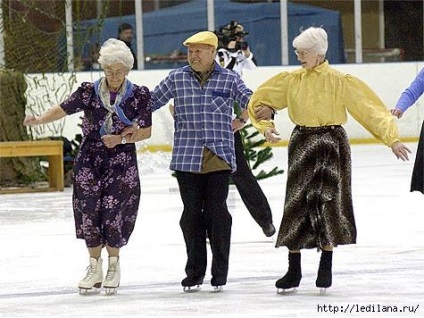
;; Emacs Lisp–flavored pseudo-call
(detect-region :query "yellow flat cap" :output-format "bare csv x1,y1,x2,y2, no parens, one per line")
183,31,218,48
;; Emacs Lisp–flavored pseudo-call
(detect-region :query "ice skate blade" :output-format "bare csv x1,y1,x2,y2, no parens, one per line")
104,288,118,295
104,282,119,295
276,287,298,294
319,287,329,295
104,287,118,295
183,285,201,293
78,287,101,295
211,286,223,293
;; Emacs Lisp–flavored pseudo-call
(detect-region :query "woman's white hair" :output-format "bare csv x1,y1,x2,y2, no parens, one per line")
292,27,328,56
98,38,134,70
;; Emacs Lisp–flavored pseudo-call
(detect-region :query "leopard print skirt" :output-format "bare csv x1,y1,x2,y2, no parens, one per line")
276,125,357,250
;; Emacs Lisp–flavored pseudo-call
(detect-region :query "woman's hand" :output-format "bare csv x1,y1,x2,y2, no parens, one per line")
23,115,39,126
264,127,281,143
101,134,127,149
23,106,67,126
391,141,411,161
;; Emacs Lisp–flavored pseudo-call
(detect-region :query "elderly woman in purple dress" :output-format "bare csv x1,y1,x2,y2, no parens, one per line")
23,38,152,295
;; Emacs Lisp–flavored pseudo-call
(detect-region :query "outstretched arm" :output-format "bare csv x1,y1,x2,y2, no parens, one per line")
23,105,67,126
391,141,411,161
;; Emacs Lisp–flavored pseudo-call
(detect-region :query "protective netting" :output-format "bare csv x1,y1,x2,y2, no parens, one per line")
0,0,110,138
0,0,109,187
1,0,109,72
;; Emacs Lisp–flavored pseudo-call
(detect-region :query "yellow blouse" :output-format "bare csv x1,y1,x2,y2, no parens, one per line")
248,61,400,146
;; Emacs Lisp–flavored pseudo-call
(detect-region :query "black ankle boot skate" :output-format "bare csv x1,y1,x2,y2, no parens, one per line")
181,275,204,292
316,250,333,293
210,276,227,293
275,252,302,292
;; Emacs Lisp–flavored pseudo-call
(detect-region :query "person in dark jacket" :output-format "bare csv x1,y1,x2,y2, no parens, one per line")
117,23,137,69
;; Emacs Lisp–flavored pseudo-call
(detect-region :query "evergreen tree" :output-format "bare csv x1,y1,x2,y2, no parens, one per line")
236,124,284,182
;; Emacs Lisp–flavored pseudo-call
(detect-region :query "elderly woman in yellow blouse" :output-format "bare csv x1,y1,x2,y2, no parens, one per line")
248,27,410,294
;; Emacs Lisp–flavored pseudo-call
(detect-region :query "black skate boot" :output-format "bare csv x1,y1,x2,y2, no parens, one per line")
316,250,333,294
210,276,227,293
275,252,302,293
181,275,204,293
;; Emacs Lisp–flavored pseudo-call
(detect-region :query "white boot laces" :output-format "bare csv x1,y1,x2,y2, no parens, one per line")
106,263,116,281
82,265,97,282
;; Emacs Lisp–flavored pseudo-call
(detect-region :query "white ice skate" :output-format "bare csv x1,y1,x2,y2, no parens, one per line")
78,257,103,295
103,256,120,295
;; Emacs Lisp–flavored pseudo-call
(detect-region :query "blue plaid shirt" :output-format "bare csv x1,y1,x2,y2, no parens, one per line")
151,62,252,172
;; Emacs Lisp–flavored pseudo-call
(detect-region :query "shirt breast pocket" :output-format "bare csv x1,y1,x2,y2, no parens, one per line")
211,91,232,114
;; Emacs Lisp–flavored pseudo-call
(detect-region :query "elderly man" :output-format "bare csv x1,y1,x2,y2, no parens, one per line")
150,31,252,292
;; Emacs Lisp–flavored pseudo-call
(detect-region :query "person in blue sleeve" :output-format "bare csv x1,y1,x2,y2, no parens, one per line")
391,67,424,194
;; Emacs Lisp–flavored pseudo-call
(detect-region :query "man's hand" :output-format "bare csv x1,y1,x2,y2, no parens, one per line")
391,141,411,161
169,103,175,118
232,118,245,132
121,123,138,139
254,105,274,121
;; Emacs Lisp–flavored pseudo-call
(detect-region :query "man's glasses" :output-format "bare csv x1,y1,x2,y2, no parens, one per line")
104,69,127,77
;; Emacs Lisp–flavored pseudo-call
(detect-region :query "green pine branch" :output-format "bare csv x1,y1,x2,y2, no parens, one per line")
239,123,284,180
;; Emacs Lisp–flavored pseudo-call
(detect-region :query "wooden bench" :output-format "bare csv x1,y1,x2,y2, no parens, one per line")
0,140,64,193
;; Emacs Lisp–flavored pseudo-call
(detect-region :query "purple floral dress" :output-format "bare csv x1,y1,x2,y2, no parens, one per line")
60,81,152,248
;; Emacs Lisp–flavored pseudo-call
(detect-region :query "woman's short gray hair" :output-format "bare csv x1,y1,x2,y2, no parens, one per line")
98,38,134,70
292,27,328,56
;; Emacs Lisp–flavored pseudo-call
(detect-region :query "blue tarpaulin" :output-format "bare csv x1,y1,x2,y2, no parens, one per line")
77,0,345,68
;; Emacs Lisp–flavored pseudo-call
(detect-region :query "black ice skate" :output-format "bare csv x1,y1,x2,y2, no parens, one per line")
181,275,204,293
276,252,302,294
316,250,332,294
210,276,226,293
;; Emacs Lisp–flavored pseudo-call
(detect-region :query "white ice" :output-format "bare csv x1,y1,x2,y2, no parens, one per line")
1,144,423,318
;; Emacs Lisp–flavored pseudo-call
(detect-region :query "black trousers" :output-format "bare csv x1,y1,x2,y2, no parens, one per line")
175,170,232,284
231,130,273,228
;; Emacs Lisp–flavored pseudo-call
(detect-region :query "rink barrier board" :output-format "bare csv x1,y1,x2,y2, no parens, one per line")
0,140,64,194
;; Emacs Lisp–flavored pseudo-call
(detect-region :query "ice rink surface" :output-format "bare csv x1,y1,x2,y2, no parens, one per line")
1,144,423,318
